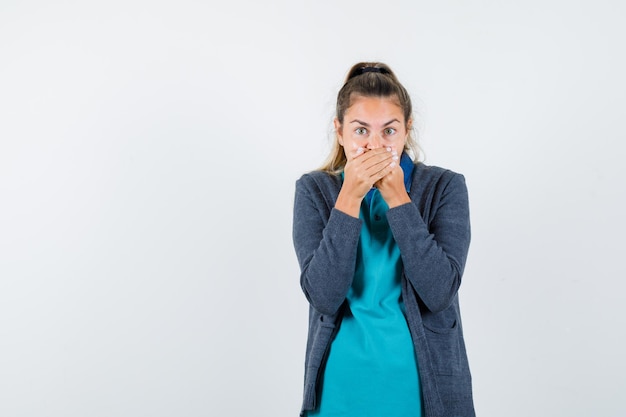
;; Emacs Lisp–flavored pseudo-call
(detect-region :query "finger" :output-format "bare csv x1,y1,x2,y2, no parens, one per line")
349,146,365,160
345,148,396,189
372,159,398,182
358,147,394,168
362,152,395,176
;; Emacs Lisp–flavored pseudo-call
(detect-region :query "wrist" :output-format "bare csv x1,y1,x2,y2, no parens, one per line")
385,191,411,209
335,190,362,218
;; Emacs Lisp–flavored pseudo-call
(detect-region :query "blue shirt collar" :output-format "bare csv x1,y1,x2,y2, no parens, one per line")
399,152,414,193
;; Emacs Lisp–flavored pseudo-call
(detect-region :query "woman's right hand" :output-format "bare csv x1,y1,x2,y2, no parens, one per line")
335,147,396,217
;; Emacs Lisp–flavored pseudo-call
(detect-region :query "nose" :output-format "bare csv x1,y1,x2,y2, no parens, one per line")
366,134,383,149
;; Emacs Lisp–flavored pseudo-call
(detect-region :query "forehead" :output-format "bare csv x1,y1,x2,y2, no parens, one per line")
345,95,404,122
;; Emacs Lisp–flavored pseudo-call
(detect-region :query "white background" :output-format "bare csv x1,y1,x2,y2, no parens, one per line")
1,1,625,416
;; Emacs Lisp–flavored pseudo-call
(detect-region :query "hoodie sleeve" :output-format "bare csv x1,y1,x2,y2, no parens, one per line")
386,172,471,313
292,175,362,316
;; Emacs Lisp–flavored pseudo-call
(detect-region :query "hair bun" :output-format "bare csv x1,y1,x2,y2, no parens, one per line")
350,66,389,79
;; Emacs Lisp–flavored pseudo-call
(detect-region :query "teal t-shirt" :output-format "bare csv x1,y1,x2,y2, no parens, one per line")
309,156,423,417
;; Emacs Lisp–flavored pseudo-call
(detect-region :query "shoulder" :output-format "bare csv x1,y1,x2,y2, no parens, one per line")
294,171,346,223
411,162,467,188
296,170,343,194
412,162,463,180
408,163,469,208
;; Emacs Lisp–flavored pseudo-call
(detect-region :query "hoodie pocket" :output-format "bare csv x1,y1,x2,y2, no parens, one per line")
423,319,462,376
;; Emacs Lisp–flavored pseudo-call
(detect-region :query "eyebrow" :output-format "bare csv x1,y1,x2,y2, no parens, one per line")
349,119,401,127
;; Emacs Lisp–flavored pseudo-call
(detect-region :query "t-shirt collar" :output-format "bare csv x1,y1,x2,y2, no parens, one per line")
399,152,414,193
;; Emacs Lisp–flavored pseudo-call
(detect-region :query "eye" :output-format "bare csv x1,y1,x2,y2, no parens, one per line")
355,127,368,135
384,128,397,136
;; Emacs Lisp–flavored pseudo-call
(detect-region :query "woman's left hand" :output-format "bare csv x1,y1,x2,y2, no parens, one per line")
375,150,411,208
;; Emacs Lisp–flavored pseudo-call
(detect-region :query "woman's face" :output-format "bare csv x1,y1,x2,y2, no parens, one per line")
335,95,410,161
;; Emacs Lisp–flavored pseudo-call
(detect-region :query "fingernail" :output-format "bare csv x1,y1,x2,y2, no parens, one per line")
386,147,392,152
356,147,364,154
390,161,396,168
392,155,399,161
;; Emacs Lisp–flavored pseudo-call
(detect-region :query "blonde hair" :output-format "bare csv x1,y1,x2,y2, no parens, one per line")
319,62,421,174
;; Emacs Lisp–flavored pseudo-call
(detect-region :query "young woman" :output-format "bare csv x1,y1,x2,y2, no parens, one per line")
292,62,475,417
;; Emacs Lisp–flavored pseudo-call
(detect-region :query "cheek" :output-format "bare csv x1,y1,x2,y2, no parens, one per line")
388,136,406,152
342,136,361,150
342,138,365,160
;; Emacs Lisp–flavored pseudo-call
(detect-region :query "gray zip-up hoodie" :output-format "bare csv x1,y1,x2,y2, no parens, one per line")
293,162,475,417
